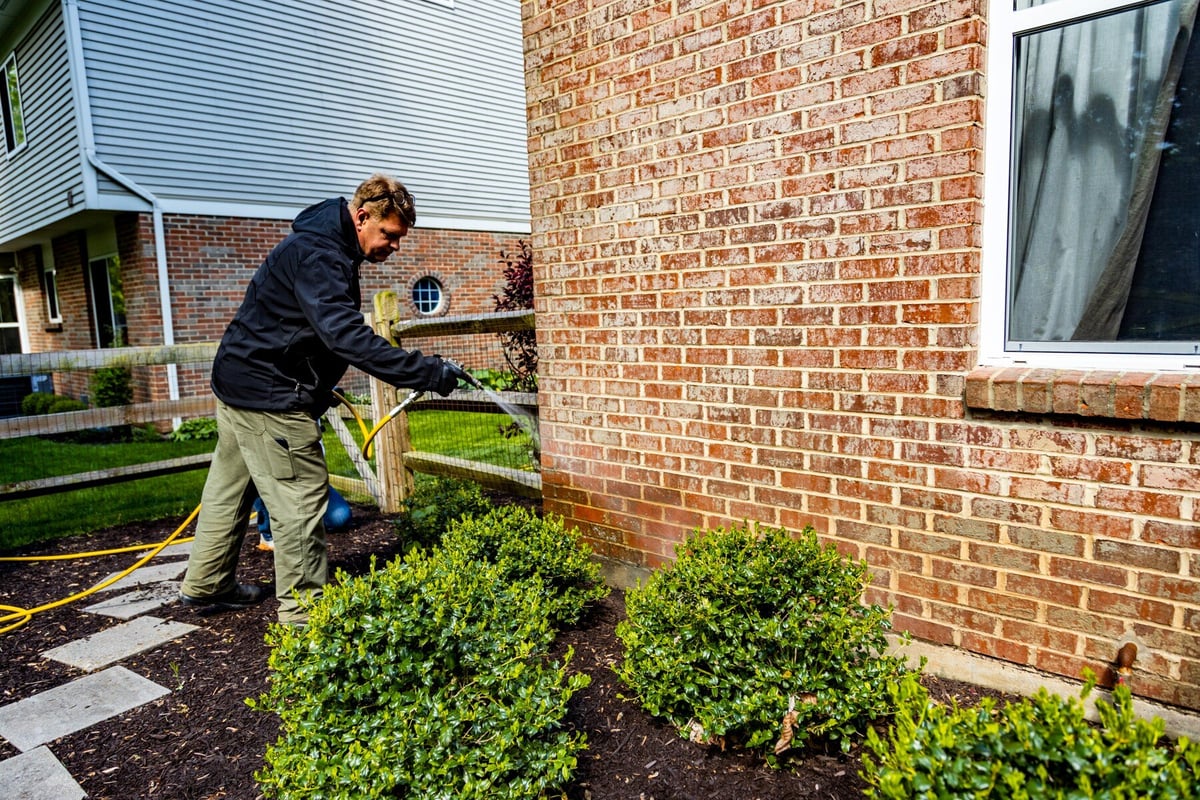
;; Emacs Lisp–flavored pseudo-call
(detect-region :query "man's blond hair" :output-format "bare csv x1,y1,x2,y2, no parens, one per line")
351,173,416,227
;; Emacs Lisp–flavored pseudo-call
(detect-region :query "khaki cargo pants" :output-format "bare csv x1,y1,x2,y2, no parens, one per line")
181,399,330,624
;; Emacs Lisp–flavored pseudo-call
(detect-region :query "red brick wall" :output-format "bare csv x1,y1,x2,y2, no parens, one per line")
522,0,1200,712
16,246,53,352
45,232,93,400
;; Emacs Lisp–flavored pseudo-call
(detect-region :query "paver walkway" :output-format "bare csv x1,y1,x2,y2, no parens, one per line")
0,543,196,798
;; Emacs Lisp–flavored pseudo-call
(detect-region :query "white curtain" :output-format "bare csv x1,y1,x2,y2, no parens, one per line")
1009,0,1198,342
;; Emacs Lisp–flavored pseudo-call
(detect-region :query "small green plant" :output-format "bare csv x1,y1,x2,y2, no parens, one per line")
169,417,219,442
862,670,1200,798
616,523,912,763
392,474,494,551
131,423,163,442
251,550,588,799
441,506,609,625
90,366,133,408
471,367,518,391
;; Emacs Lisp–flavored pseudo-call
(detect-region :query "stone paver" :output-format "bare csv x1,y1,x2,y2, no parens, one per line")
0,746,86,800
0,537,204,795
0,666,169,752
97,559,189,593
83,581,183,619
42,615,198,672
137,542,193,559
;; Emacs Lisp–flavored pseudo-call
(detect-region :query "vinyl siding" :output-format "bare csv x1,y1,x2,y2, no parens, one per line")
77,0,531,231
0,4,86,245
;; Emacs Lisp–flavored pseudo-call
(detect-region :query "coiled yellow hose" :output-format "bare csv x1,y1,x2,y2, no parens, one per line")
0,504,200,635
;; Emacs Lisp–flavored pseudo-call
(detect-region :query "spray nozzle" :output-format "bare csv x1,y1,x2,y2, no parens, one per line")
445,358,484,390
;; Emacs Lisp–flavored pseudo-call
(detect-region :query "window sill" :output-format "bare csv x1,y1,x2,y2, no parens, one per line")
43,323,62,333
965,367,1200,424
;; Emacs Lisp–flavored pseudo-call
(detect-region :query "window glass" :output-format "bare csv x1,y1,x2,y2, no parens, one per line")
43,266,60,322
2,54,26,153
993,0,1200,361
88,256,126,347
0,274,21,355
412,276,444,315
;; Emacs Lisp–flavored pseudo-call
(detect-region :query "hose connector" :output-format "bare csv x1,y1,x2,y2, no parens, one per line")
394,389,425,414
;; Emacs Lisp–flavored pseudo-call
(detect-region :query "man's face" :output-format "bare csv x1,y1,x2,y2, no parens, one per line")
354,208,408,263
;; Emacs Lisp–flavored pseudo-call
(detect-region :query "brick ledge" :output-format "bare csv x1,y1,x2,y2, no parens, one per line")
965,367,1200,423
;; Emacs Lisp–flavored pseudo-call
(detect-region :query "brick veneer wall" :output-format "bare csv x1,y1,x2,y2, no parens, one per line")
522,0,1200,711
44,232,93,400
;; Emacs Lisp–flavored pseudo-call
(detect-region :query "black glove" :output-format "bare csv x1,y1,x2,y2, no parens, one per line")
432,359,472,396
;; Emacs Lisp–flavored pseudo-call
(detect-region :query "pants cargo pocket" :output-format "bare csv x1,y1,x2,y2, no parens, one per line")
263,433,296,480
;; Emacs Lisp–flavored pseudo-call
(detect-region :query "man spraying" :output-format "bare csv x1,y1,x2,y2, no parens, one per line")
179,173,469,625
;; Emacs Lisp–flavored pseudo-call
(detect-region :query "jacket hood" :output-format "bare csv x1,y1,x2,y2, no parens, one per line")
291,197,363,261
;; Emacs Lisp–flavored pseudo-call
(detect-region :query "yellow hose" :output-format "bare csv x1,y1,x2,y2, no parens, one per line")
362,407,398,461
0,504,201,635
0,391,378,636
0,538,196,562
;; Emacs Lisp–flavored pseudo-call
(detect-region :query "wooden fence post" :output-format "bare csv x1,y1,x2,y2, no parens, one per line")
369,292,415,513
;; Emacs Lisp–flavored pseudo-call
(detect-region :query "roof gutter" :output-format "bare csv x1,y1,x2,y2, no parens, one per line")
62,0,178,402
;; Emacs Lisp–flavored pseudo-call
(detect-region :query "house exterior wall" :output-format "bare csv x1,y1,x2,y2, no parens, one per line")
74,0,530,231
521,0,1200,713
0,2,87,245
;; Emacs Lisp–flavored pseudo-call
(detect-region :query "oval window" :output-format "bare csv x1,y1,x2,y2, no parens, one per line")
411,276,444,315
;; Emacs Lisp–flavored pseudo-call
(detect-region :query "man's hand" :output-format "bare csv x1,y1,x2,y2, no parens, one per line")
433,359,472,396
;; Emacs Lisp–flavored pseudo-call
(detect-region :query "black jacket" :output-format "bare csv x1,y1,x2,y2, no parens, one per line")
210,197,440,414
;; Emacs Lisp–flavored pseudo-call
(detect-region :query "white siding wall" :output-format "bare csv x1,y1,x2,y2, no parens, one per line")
0,3,86,245
78,0,531,232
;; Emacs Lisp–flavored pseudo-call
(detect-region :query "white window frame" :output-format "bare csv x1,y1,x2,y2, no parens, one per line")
980,0,1200,371
0,259,29,355
411,275,445,316
2,53,27,155
43,261,61,324
88,254,126,348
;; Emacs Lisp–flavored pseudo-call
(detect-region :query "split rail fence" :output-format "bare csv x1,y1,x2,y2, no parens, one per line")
0,307,540,524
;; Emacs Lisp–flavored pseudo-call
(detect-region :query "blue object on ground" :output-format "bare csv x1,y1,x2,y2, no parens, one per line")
254,486,350,542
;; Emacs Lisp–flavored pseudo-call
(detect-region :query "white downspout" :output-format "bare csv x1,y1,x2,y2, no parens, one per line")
84,153,180,402
62,0,179,403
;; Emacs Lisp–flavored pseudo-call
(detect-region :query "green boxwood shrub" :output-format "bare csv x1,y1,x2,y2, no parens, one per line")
20,392,87,415
862,671,1200,798
251,549,588,799
440,506,609,626
392,474,494,551
616,523,912,762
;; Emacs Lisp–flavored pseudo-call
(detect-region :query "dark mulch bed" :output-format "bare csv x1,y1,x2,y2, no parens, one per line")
0,503,1009,799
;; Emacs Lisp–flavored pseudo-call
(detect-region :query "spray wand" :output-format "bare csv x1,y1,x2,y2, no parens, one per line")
358,360,481,460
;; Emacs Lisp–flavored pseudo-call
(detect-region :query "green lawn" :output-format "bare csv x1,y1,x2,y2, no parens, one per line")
2,409,535,551
0,435,215,551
